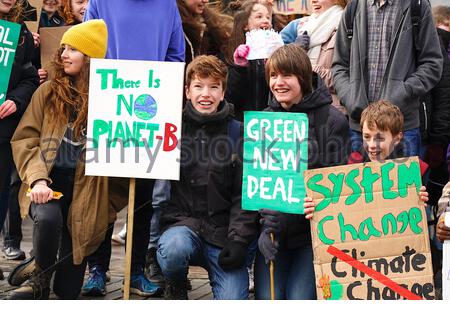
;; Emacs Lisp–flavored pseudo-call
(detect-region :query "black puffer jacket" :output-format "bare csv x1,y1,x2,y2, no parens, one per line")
161,101,258,248
225,59,270,122
264,74,350,249
1,22,39,143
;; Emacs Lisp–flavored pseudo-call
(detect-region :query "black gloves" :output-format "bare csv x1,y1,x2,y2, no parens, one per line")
259,209,286,235
295,31,310,50
258,229,279,264
218,241,248,271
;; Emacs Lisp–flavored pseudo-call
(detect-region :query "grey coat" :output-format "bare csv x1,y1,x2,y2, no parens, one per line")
332,0,443,131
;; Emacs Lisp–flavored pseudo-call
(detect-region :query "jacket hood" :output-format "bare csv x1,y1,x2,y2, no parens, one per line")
268,73,333,113
183,100,234,125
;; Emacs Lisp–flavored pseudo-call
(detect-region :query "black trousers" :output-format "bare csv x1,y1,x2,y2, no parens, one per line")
30,167,86,299
0,142,13,231
3,168,23,249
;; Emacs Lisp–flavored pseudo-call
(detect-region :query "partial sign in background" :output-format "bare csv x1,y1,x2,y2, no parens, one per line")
242,111,308,214
0,19,21,104
40,26,71,78
23,0,43,33
304,157,435,300
273,0,311,15
86,59,184,180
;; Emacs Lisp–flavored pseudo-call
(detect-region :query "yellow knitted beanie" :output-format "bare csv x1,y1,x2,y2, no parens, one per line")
61,19,108,58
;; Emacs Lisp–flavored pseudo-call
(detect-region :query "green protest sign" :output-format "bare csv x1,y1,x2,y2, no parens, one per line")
0,19,21,104
242,111,308,214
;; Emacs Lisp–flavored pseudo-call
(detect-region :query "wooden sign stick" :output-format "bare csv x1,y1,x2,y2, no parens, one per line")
270,233,276,300
123,178,136,300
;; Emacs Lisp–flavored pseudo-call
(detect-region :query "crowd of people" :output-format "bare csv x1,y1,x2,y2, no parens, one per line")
0,0,449,300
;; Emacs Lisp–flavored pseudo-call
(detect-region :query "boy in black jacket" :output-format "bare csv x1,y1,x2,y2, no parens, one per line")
157,55,258,300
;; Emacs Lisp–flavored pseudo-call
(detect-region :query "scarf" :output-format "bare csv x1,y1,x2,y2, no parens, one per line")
297,5,343,64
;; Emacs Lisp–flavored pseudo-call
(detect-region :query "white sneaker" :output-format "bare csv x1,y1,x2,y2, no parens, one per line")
111,233,126,245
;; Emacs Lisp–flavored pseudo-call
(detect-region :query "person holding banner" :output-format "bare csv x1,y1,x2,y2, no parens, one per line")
157,55,258,299
280,0,347,114
0,0,39,278
8,19,109,300
437,182,450,243
254,43,350,300
84,0,185,297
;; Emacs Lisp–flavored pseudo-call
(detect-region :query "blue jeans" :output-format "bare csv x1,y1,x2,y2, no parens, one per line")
350,128,421,156
157,226,249,300
254,245,316,300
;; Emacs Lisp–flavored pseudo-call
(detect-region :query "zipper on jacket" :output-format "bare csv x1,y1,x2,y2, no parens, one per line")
422,101,428,131
376,11,407,101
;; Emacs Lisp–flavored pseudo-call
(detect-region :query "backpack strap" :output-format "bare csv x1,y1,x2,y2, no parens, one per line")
345,0,359,40
411,0,422,54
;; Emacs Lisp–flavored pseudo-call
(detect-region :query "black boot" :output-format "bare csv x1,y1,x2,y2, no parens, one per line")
0,266,4,280
145,247,165,286
164,279,188,300
8,264,51,300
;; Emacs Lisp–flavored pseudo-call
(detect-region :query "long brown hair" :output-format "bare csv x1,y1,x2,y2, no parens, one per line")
1,0,24,22
59,0,78,25
46,47,90,138
176,0,231,57
225,0,270,65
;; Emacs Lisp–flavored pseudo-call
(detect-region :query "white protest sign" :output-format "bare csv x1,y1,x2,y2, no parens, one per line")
85,59,185,180
443,212,450,300
246,29,284,60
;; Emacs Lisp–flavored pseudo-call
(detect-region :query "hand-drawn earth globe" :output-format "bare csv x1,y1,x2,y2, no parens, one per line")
134,94,157,120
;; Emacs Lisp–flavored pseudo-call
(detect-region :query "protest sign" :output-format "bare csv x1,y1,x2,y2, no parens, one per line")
304,157,435,300
85,59,185,180
40,26,71,76
242,111,308,214
443,213,450,300
23,0,42,33
0,19,21,104
245,29,284,60
273,0,311,15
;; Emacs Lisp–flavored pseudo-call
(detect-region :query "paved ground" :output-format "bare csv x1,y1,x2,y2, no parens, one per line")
0,211,215,300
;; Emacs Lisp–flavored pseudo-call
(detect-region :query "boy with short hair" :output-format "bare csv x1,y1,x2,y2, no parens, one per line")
304,100,428,217
156,55,258,300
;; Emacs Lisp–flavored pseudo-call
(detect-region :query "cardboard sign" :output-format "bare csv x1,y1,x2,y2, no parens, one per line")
242,111,308,214
85,59,185,180
304,157,435,300
0,19,21,104
23,0,43,33
40,26,71,75
273,0,311,15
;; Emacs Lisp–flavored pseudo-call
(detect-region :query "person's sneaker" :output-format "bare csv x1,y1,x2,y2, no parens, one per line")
128,273,163,297
3,246,26,260
82,267,106,297
164,279,188,300
111,233,126,246
8,255,35,286
145,248,165,286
